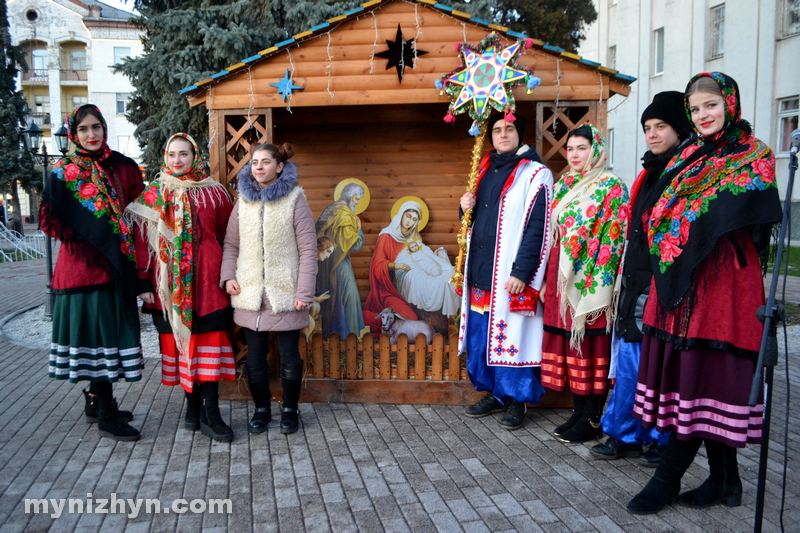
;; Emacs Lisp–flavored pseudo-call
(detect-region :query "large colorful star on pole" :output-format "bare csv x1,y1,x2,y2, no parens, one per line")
438,33,540,129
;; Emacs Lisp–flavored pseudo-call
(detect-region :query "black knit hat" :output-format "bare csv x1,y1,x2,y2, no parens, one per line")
640,91,692,141
488,114,528,148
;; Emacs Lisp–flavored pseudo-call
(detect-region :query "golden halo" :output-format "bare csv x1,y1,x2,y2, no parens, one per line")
390,196,430,232
333,178,370,215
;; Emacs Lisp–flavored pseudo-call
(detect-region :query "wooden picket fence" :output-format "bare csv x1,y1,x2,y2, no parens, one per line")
220,330,571,407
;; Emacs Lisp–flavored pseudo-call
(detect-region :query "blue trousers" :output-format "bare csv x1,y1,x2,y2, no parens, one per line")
465,309,546,405
601,336,670,445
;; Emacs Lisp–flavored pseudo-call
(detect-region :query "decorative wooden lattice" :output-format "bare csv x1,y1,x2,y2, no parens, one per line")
535,101,602,178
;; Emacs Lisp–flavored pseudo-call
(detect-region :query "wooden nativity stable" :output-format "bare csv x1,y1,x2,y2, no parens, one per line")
180,0,634,406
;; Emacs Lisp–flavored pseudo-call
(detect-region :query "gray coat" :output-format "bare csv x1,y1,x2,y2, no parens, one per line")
220,162,317,332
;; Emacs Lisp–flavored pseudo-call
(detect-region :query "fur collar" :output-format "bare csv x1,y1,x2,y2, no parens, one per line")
238,160,298,202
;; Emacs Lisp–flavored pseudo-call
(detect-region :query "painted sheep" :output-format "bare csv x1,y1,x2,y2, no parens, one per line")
375,308,435,345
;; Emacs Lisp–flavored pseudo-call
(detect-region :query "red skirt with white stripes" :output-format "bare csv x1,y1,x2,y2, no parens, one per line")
160,331,236,393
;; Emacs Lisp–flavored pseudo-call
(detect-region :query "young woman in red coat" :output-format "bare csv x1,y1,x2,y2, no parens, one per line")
128,133,235,442
41,104,144,441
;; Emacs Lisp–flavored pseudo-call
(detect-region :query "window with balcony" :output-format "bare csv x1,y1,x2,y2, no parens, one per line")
23,46,48,81
31,95,50,125
31,49,47,71
70,49,87,70
72,96,88,109
778,97,799,153
116,93,131,115
709,4,725,59
783,0,800,37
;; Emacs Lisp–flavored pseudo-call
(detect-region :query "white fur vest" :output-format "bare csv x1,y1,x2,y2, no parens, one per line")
231,187,304,314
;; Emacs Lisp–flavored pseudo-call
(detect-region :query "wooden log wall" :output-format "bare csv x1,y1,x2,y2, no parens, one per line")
191,0,624,110
219,331,572,407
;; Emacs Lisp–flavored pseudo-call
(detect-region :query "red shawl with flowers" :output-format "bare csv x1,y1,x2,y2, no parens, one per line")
127,133,230,356
645,72,782,310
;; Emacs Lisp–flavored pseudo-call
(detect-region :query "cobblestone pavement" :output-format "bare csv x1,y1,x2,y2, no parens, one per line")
1,260,798,532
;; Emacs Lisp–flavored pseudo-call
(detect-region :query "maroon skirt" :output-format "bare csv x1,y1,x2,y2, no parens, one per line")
632,335,762,448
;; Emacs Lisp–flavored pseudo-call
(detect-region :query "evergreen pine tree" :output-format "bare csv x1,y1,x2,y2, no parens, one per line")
0,0,40,221
451,0,597,52
117,0,360,175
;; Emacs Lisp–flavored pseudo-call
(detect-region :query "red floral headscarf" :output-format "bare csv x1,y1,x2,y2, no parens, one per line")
53,105,134,261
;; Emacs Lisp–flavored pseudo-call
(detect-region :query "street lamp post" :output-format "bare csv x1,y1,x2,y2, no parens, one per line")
22,123,70,320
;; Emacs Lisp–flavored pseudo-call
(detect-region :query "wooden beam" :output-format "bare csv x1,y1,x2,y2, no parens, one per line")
219,378,573,407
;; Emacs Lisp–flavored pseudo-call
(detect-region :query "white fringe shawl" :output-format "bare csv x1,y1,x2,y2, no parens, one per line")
126,175,230,357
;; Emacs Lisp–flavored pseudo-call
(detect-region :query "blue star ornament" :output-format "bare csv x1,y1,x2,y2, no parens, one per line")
270,69,304,102
446,40,527,117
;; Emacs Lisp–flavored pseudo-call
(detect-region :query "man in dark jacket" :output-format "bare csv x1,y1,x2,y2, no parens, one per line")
459,114,553,430
591,91,693,464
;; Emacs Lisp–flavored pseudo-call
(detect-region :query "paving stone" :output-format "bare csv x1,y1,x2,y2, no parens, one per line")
0,262,798,533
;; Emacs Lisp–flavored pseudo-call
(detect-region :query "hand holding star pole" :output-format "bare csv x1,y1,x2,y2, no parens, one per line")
438,33,541,292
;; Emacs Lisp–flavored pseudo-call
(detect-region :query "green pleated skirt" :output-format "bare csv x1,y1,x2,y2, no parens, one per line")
49,289,143,383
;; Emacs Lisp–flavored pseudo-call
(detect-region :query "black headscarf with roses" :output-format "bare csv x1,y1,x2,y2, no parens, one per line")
644,72,781,311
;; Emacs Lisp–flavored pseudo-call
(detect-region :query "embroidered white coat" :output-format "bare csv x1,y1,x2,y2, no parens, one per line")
457,160,553,366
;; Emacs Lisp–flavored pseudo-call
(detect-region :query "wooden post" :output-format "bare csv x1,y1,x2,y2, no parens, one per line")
362,334,374,379
312,334,324,378
346,333,358,379
397,334,408,380
379,335,391,379
432,334,443,381
328,333,341,379
448,334,460,381
415,333,426,381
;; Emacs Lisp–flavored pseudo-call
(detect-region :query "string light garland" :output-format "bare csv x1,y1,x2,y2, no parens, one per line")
206,86,218,152
413,3,422,68
369,11,378,74
246,66,255,127
553,57,562,134
326,32,335,102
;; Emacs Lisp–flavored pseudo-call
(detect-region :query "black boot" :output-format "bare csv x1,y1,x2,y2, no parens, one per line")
184,390,202,431
627,434,702,514
84,386,132,423
499,401,527,430
554,393,585,436
465,393,504,418
558,393,604,444
280,363,303,434
247,368,272,434
679,440,743,508
95,382,140,442
640,443,666,467
198,382,233,442
591,437,642,460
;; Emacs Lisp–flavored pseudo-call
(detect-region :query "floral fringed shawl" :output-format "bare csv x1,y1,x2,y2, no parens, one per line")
551,124,629,348
645,72,782,310
127,133,230,356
